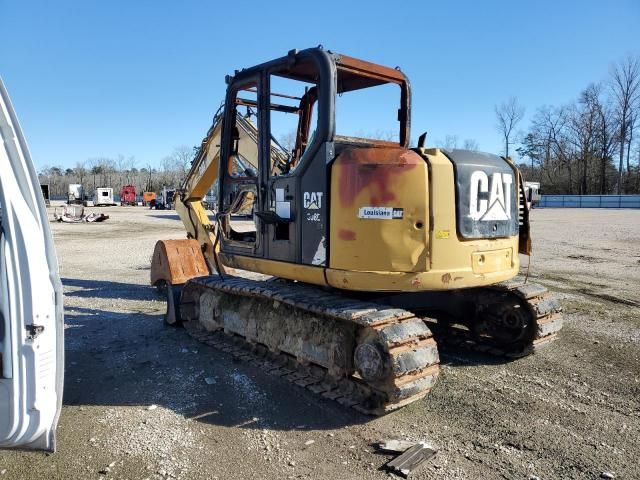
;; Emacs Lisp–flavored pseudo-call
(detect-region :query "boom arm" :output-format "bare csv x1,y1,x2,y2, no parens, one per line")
173,109,264,273
182,108,259,202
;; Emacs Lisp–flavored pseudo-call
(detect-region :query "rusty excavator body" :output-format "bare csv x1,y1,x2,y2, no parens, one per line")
150,48,563,414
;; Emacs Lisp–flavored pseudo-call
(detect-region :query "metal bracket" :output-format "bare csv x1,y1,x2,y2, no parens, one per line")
26,324,45,340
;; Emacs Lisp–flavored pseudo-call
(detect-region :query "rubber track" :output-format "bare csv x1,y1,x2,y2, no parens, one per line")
423,277,563,357
181,276,440,415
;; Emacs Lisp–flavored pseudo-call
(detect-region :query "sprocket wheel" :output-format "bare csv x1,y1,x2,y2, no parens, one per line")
472,298,533,350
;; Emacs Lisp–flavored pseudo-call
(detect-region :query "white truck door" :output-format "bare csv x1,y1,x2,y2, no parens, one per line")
0,78,64,451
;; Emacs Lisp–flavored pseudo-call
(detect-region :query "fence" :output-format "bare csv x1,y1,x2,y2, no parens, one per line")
538,195,640,208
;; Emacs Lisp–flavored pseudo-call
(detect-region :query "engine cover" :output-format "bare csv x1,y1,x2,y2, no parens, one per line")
444,149,519,239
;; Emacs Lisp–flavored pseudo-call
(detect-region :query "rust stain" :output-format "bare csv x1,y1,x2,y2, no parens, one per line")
441,273,452,285
338,148,420,207
411,277,422,287
369,191,396,206
336,54,407,85
338,229,357,241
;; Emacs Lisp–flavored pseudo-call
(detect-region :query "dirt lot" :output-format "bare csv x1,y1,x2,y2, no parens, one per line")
1,206,639,479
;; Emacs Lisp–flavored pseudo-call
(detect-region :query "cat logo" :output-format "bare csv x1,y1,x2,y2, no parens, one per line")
303,191,323,210
469,171,513,221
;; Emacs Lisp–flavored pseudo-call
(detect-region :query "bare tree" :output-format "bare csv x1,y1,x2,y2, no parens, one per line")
610,55,640,193
495,97,525,158
278,130,297,154
173,145,194,172
38,146,197,200
98,158,116,187
442,134,459,150
143,162,154,192
463,138,479,151
160,155,177,187
518,84,623,195
626,108,638,174
116,154,128,189
525,106,573,193
74,161,87,190
568,85,601,194
594,89,618,194
87,158,102,191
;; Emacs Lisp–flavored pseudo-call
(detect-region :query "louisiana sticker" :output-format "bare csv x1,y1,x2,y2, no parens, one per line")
358,207,404,219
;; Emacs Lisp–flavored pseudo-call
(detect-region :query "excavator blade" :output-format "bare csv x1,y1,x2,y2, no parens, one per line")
150,239,210,287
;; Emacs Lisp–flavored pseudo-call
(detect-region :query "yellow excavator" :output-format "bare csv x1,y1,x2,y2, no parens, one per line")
150,48,562,414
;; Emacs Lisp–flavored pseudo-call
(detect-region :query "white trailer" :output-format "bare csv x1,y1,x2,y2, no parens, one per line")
0,78,64,451
94,187,116,206
524,181,541,209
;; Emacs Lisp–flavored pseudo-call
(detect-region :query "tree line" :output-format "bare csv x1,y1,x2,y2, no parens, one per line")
38,146,195,198
40,55,640,198
497,55,640,195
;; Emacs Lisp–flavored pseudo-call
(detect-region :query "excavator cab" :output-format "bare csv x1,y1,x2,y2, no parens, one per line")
208,48,530,286
214,48,414,269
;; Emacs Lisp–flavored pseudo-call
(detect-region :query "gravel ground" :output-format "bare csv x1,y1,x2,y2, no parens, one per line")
0,206,638,480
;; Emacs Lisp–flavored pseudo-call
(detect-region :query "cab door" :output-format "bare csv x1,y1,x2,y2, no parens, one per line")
218,75,263,256
0,78,64,451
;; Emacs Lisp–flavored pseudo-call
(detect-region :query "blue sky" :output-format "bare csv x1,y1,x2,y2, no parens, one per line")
1,0,638,170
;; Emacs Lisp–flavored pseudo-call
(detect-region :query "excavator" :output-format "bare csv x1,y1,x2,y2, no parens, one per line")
150,48,563,414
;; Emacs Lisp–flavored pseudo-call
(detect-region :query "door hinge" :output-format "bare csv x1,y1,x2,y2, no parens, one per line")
26,324,45,340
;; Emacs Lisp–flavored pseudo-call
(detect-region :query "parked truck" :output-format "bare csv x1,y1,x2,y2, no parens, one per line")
94,187,116,206
143,191,157,207
120,185,137,206
524,181,541,209
40,184,50,206
153,187,175,210
67,183,84,204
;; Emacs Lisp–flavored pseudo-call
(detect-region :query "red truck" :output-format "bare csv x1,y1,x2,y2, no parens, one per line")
120,185,137,206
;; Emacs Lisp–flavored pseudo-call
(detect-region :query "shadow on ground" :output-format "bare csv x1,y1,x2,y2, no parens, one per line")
62,277,156,301
437,348,511,368
147,214,181,221
61,277,368,431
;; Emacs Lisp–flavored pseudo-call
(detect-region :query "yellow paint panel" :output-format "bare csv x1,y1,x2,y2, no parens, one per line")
219,254,327,286
471,248,512,274
329,148,429,273
325,266,517,292
323,147,521,291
